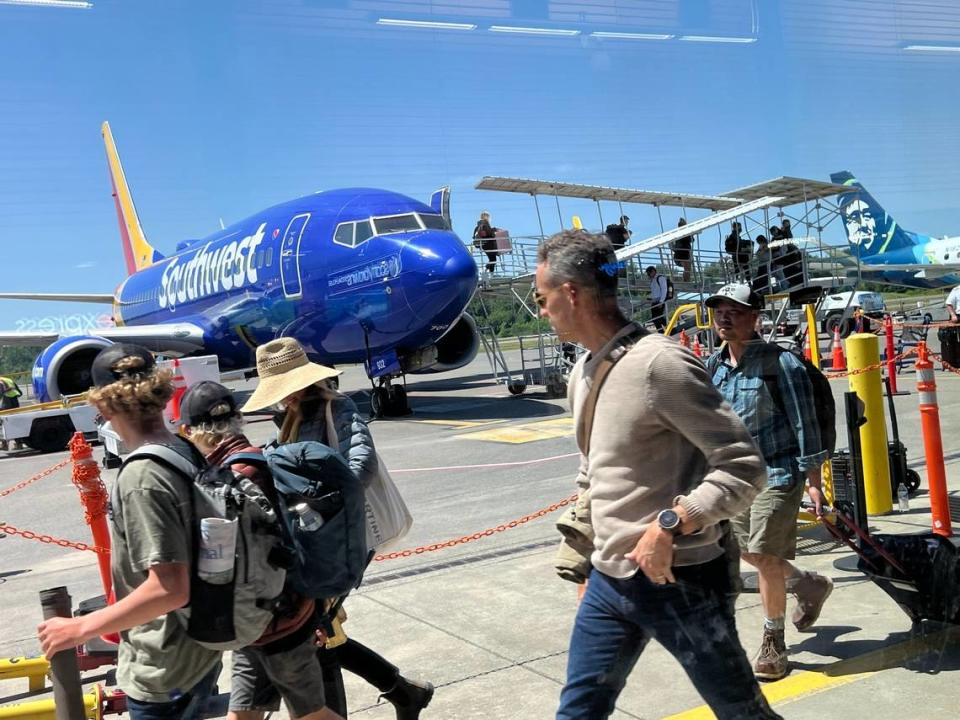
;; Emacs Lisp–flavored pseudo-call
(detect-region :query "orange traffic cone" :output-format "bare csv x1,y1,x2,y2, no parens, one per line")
830,326,846,371
692,335,703,358
803,331,812,362
679,331,690,349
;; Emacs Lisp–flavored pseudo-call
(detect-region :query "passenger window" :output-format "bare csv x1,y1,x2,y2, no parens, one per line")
265,247,274,266
354,220,373,245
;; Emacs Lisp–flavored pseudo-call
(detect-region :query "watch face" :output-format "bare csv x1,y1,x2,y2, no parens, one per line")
659,509,680,529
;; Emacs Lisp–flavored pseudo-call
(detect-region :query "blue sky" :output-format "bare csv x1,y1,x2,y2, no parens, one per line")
2,0,960,330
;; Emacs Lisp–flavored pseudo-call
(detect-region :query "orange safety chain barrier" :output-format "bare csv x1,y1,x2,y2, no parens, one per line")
0,458,70,499
931,352,960,377
0,522,109,554
373,492,579,562
0,448,110,555
69,433,110,526
825,347,917,379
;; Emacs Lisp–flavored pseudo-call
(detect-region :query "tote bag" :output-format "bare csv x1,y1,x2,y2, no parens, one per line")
325,399,413,551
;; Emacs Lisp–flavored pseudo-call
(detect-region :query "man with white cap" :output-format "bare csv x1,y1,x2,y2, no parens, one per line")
705,284,833,681
242,338,433,720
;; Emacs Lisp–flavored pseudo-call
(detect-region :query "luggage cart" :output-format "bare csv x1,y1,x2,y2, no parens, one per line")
514,333,578,398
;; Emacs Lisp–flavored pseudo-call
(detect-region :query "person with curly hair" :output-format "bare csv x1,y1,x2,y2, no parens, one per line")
37,344,221,720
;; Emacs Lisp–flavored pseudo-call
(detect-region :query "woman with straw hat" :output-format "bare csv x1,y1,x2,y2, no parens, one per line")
242,338,434,720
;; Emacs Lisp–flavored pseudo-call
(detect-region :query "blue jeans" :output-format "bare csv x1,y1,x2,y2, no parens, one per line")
557,557,780,720
126,662,222,720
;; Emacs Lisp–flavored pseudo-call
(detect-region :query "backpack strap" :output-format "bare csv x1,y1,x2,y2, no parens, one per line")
223,452,269,468
576,328,644,456
125,442,202,480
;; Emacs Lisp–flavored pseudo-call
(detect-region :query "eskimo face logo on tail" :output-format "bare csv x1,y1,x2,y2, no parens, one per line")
159,224,267,309
842,199,878,248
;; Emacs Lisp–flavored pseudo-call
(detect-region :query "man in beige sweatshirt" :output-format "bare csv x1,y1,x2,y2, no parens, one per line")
536,230,780,720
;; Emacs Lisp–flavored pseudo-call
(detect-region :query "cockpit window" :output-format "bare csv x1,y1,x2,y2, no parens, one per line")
354,219,373,245
373,213,422,235
419,213,448,230
333,222,354,247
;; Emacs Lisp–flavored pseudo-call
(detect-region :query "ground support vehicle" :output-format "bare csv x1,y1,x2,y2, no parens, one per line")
0,396,97,453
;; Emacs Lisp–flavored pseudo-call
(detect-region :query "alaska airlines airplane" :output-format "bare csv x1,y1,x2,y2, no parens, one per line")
0,123,479,415
832,171,960,289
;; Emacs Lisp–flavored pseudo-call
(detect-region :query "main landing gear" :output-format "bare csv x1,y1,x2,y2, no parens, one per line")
370,378,411,418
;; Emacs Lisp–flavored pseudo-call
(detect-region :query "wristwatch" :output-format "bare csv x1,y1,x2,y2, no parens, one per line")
657,509,683,536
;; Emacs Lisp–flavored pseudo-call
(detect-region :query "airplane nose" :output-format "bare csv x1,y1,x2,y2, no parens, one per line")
401,232,478,318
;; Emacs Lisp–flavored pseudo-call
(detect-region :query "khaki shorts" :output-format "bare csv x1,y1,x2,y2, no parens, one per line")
229,634,326,717
732,479,806,560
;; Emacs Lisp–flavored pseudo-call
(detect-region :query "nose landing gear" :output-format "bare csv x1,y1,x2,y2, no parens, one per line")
370,379,411,418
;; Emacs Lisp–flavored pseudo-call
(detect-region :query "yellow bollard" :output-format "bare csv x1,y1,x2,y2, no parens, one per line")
0,686,100,720
847,333,892,514
804,304,821,369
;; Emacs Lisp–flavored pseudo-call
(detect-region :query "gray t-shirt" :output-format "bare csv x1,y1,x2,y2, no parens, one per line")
109,437,220,703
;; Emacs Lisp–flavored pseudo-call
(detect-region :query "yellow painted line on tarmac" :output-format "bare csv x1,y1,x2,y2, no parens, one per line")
457,417,573,444
411,419,501,428
662,626,960,719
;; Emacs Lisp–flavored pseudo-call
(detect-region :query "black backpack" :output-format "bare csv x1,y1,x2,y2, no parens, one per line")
708,344,836,456
664,276,675,299
605,224,627,246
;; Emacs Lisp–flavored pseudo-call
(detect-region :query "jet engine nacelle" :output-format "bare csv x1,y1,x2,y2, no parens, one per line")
32,335,113,402
405,313,480,374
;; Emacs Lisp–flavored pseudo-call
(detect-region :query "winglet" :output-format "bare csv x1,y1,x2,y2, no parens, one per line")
102,122,163,275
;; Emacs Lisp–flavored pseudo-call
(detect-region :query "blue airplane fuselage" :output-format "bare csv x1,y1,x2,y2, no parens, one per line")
113,188,477,371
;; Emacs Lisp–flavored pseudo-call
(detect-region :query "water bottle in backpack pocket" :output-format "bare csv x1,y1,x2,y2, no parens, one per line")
126,443,290,651
262,441,370,599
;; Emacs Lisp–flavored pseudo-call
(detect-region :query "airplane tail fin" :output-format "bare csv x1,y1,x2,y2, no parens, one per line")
102,122,164,275
830,171,916,257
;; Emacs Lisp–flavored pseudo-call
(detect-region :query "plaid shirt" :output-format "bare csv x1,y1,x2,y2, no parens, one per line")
708,337,827,487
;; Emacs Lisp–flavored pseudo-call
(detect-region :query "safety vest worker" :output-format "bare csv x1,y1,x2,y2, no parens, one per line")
0,376,23,411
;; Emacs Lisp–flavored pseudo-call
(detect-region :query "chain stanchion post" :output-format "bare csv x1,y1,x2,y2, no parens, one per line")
804,303,821,369
39,587,86,720
883,314,908,395
846,333,893,514
915,341,953,537
68,433,112,597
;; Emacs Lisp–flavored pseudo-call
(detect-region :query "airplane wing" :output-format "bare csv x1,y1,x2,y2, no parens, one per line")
0,322,207,354
616,195,786,261
0,292,116,303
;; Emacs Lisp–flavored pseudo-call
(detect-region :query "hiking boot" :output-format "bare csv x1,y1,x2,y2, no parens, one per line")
381,676,434,720
791,572,833,632
753,628,788,681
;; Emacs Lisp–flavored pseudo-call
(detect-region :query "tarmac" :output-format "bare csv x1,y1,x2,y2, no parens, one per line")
1,341,959,719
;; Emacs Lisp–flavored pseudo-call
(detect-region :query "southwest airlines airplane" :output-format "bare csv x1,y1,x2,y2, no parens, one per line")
832,170,960,289
0,123,479,416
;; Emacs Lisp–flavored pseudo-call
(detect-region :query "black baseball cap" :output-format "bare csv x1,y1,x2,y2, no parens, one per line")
91,344,157,388
179,381,239,427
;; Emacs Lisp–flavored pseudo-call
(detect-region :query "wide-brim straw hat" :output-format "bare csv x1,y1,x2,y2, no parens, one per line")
241,337,341,412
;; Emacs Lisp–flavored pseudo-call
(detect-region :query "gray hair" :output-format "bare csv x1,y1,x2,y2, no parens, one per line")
536,229,618,297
